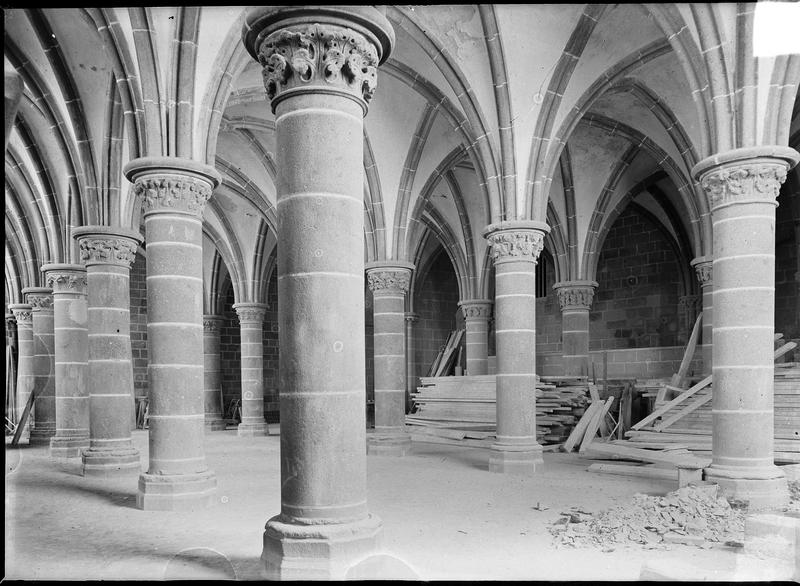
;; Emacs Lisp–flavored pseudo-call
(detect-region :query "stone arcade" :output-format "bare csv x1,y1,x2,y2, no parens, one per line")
4,3,800,581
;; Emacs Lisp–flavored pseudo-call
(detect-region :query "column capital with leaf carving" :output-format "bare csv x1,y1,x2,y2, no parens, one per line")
233,302,267,324
366,260,413,294
483,220,550,264
203,315,225,333
690,256,713,288
73,226,143,269
22,287,53,312
458,299,493,320
9,303,33,325
552,280,598,311
41,264,87,295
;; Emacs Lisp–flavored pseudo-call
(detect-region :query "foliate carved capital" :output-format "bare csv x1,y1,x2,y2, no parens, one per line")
233,304,267,324
256,23,380,109
133,174,213,217
203,316,224,333
487,230,546,263
25,292,53,311
699,162,787,210
45,271,87,295
459,300,492,320
9,305,32,324
692,260,713,286
78,238,138,268
553,282,597,311
367,269,411,293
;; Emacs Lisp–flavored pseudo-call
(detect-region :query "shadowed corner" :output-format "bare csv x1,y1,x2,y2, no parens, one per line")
163,547,238,581
345,553,422,581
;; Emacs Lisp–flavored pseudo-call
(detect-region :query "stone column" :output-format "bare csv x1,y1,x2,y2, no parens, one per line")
41,264,89,458
404,312,418,411
483,220,549,473
202,315,226,431
123,157,220,510
233,303,269,436
22,286,56,445
73,227,143,476
691,256,713,371
458,299,492,375
366,261,413,456
8,304,33,439
693,146,799,510
553,281,597,378
243,6,394,579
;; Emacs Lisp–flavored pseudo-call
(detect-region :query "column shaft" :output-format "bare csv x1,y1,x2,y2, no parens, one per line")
234,303,268,436
692,257,713,371
203,315,226,430
9,305,33,440
404,313,418,411
554,282,597,378
23,287,56,445
460,300,492,376
43,264,90,458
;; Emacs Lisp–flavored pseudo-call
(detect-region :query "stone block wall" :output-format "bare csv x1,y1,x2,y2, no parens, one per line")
220,289,241,414
537,345,705,379
262,276,279,422
130,251,148,400
591,206,682,351
535,251,561,353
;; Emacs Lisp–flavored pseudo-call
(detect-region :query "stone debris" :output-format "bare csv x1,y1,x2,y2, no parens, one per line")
788,480,800,513
549,485,744,551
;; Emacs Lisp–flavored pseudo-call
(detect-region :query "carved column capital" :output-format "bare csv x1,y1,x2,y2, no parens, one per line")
8,304,32,324
203,315,224,333
73,226,142,268
366,262,413,294
42,264,87,295
553,281,598,311
459,299,493,320
693,146,799,211
404,312,419,324
243,7,395,115
123,157,221,219
233,303,267,324
691,257,713,287
22,287,53,312
483,220,550,264
679,294,701,311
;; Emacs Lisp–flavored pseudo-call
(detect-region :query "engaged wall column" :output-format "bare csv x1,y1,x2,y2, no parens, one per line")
233,303,269,437
553,281,596,378
42,264,89,458
366,262,412,456
243,6,394,578
691,256,713,371
22,286,56,445
694,146,799,510
484,220,549,474
9,304,33,440
458,300,492,376
202,315,226,431
123,157,220,510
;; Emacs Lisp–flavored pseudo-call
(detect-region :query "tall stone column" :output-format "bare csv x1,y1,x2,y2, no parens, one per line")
458,299,492,375
74,227,143,476
366,261,413,456
41,264,89,458
404,312,418,411
243,6,394,579
123,157,220,510
693,146,799,509
202,315,226,431
691,256,713,371
8,304,33,439
22,286,56,445
553,281,597,378
483,220,549,473
233,303,269,436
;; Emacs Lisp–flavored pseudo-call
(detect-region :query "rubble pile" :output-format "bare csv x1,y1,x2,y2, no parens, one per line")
549,485,745,551
789,480,800,512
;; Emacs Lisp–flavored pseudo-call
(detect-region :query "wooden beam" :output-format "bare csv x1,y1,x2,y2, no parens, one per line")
588,462,678,481
631,374,713,431
584,442,711,467
562,401,602,452
653,391,712,431
10,389,36,446
579,396,615,453
671,311,703,389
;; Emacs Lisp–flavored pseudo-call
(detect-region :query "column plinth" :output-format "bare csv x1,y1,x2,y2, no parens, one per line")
459,300,492,376
74,226,144,477
484,220,550,474
244,6,394,578
553,281,597,378
9,304,34,441
693,145,799,510
233,303,269,437
42,264,89,458
22,286,56,445
691,256,713,371
366,261,413,456
123,157,220,510
203,315,227,431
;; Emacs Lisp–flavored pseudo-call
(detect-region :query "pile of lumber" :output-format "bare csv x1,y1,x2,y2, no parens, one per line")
426,329,464,377
406,375,593,446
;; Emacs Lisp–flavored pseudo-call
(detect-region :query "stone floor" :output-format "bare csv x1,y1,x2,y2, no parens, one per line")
4,429,795,581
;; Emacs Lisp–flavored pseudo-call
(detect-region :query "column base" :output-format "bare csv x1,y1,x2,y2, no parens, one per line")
29,427,56,445
488,443,543,474
82,447,141,477
261,513,382,581
705,466,789,511
237,421,269,437
367,431,411,456
49,436,89,458
205,417,228,431
137,470,217,511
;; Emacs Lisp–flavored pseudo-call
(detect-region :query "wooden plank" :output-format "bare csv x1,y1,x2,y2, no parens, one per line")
631,374,713,431
774,341,797,361
579,397,615,453
562,401,602,453
584,442,711,467
654,391,713,431
670,312,703,389
10,388,36,446
588,462,678,481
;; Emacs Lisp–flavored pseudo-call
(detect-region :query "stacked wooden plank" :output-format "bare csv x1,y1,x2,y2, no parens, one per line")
406,375,592,445
426,329,464,377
